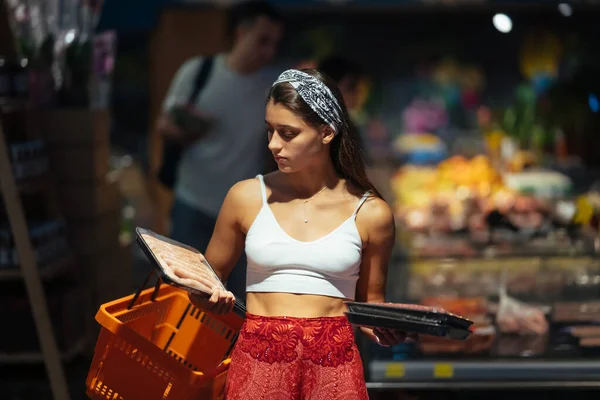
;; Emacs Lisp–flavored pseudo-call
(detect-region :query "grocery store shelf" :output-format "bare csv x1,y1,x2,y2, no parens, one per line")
0,256,75,280
368,359,600,389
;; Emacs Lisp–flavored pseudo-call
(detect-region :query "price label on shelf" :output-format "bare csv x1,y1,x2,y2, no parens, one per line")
433,363,454,378
385,362,405,378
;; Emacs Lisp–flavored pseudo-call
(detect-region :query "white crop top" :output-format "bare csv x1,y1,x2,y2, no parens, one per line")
245,175,370,300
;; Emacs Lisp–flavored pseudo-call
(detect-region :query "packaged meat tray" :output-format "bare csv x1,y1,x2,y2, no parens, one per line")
135,227,226,297
345,311,472,340
345,301,473,330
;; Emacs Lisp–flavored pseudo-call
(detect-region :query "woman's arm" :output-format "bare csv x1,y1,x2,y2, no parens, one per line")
182,180,256,313
204,180,252,282
355,197,409,346
355,196,395,304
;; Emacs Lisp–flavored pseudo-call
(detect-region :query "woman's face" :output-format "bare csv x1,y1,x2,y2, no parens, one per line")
265,100,333,173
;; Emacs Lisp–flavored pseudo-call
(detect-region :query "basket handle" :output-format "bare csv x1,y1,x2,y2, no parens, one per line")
127,268,163,310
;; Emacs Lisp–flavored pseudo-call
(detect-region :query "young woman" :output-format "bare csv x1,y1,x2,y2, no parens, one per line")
176,69,411,399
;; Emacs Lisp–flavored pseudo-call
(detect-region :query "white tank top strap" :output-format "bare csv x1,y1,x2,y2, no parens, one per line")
256,174,267,204
352,191,372,218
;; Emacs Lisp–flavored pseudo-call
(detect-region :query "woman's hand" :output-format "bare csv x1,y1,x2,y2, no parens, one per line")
361,326,418,347
189,288,236,315
373,327,418,347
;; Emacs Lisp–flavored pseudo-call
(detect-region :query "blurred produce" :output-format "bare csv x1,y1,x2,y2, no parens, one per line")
392,133,447,165
402,99,448,134
387,151,593,259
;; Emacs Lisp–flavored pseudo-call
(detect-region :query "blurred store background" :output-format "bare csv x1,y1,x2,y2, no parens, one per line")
1,0,600,399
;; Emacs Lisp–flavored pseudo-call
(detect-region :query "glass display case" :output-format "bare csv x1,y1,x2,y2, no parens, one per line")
360,238,600,390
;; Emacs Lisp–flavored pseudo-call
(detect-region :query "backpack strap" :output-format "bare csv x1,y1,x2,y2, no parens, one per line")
157,57,214,190
187,56,214,104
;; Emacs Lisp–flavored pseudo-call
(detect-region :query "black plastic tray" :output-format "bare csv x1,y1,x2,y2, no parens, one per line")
345,301,473,330
135,227,247,316
345,311,472,340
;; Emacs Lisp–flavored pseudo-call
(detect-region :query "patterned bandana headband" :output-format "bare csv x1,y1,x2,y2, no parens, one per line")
272,69,344,134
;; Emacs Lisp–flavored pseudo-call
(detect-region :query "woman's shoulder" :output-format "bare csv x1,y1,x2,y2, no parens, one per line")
224,178,265,231
228,177,263,202
355,193,395,236
343,181,391,215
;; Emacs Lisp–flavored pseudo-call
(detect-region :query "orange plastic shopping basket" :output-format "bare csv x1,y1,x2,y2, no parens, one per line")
85,272,245,400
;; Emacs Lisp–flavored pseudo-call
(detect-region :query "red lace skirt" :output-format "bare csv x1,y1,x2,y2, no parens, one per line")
224,313,369,400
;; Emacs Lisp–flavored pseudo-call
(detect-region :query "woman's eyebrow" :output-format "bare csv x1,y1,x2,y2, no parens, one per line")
265,121,300,130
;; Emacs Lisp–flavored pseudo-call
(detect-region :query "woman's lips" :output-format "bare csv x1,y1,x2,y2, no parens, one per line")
274,156,287,163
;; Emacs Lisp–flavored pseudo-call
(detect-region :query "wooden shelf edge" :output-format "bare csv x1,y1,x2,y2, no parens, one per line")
0,336,87,365
0,255,75,280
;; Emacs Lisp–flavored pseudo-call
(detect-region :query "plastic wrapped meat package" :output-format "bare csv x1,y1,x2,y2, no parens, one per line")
553,302,600,349
553,301,600,323
570,326,600,349
136,228,225,297
496,291,549,336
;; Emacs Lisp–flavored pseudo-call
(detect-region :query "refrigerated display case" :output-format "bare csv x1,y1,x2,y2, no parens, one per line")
360,235,600,390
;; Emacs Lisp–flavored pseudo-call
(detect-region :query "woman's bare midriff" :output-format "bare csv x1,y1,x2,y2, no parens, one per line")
246,292,349,318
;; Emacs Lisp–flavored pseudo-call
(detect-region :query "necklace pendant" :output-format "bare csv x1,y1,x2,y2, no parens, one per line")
304,219,308,223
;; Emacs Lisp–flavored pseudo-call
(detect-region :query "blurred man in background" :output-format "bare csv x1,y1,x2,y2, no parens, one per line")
156,1,284,301
318,55,367,151
318,55,364,112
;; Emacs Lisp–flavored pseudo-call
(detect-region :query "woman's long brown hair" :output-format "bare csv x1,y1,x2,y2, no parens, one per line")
266,68,382,198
